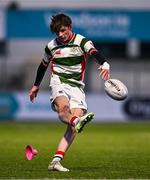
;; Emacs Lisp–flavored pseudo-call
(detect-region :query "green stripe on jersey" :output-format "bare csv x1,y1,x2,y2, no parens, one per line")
59,76,82,88
80,38,89,51
45,45,51,55
54,71,81,81
53,56,84,66
88,48,95,54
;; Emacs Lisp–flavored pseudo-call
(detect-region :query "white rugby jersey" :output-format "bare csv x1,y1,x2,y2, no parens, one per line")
43,33,96,88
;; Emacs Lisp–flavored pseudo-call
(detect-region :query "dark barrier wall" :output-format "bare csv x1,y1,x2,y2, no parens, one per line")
124,97,150,120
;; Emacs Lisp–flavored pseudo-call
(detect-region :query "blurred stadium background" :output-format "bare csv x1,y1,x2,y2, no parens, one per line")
0,0,150,121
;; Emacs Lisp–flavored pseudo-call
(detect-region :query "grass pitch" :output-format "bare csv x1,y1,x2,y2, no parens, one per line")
0,121,150,179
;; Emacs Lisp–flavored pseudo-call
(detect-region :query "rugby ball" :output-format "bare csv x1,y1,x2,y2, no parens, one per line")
104,79,128,100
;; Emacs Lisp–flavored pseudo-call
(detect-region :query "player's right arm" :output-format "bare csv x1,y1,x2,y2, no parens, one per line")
29,45,52,102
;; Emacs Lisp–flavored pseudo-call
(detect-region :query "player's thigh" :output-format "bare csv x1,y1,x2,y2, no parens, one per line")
54,96,70,111
69,87,87,114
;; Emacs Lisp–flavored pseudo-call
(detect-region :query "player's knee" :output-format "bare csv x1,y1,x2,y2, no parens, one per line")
58,105,70,121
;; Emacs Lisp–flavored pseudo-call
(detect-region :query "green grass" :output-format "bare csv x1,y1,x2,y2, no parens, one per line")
0,121,150,179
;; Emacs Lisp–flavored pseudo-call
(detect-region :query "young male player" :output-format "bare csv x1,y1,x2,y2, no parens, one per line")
29,13,110,172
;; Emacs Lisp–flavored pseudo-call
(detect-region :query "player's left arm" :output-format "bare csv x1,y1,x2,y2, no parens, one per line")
83,39,110,80
89,49,110,80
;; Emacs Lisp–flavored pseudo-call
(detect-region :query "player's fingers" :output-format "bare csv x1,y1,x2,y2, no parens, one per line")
29,92,35,102
100,70,110,80
100,69,107,77
104,73,109,80
99,69,105,76
99,72,105,80
104,71,110,80
98,65,102,70
30,95,34,102
102,72,108,80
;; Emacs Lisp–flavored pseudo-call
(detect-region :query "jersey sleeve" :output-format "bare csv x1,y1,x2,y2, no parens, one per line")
42,45,52,65
80,38,96,53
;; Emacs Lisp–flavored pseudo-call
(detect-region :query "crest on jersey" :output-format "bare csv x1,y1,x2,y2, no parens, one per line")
70,47,80,54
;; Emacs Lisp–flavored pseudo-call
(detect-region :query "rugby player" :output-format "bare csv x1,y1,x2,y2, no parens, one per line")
29,13,110,172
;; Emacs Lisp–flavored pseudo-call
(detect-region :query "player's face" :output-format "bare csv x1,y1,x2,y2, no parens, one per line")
57,26,72,43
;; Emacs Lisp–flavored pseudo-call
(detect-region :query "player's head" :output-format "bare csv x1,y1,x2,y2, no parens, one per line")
50,13,72,42
50,13,72,34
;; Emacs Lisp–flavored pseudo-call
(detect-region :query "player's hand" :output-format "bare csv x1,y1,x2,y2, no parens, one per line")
98,62,110,80
29,85,39,103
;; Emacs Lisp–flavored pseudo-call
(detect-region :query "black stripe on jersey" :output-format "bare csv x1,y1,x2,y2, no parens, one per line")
45,45,52,56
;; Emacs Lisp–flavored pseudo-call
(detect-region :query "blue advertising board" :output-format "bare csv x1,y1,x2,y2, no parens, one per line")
0,92,127,121
6,9,150,41
0,93,19,120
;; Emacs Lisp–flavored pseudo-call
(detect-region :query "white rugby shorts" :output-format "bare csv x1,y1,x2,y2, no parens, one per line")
49,74,87,111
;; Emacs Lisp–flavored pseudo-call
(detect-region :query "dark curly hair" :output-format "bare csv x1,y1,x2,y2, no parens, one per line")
50,13,72,34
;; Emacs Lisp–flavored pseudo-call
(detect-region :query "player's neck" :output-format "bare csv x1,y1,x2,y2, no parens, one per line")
69,32,75,43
